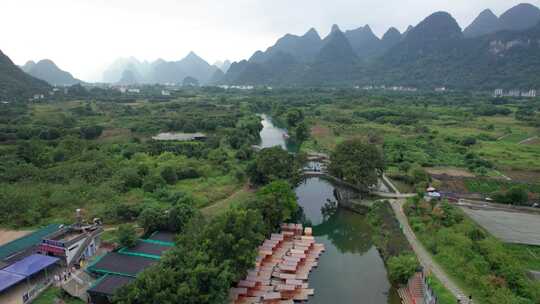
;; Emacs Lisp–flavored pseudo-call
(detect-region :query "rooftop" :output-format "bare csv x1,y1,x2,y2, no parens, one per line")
87,274,134,296
88,252,157,277
0,224,63,260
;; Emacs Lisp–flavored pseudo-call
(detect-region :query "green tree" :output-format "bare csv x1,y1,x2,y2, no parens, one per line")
142,175,166,192
248,147,300,185
119,168,143,190
80,125,104,140
250,180,299,231
160,166,178,185
117,224,138,248
286,109,304,127
294,122,310,142
167,203,197,233
506,186,529,205
387,253,419,284
328,139,385,191
138,206,166,234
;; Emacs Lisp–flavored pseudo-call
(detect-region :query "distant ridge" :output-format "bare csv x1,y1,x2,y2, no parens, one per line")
219,3,540,89
22,59,82,86
102,52,218,85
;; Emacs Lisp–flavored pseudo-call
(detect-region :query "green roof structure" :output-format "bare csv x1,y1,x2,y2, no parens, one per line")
0,224,63,260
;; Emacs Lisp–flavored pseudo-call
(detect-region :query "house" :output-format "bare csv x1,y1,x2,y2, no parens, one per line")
161,90,170,96
38,222,103,267
493,89,503,97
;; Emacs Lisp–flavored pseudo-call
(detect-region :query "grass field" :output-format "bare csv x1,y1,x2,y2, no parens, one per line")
33,287,84,304
427,275,456,304
504,244,540,271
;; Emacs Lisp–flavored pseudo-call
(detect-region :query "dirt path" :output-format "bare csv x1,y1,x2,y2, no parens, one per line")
201,185,252,217
519,136,539,145
0,229,32,246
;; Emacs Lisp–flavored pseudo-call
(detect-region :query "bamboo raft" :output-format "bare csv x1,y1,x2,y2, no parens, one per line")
230,224,325,304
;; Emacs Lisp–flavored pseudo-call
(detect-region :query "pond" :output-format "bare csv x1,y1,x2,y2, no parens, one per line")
259,114,400,304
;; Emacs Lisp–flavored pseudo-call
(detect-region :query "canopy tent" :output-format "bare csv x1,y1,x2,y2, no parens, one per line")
0,270,25,293
2,254,59,277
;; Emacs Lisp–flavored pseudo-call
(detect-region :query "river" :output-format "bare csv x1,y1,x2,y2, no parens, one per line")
258,114,400,304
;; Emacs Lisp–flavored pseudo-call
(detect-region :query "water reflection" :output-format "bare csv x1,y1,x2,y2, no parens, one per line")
295,177,397,304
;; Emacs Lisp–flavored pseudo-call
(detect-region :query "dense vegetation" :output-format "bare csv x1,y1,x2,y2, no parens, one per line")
405,197,540,304
0,95,262,227
368,201,419,284
114,181,299,303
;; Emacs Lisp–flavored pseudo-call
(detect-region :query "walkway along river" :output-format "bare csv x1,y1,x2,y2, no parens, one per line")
258,115,400,304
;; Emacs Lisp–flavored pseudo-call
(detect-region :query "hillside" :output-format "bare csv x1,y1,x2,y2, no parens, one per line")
221,3,540,89
0,50,49,100
21,59,81,86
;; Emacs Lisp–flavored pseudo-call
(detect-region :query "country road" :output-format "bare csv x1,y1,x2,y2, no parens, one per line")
390,199,469,301
383,175,471,302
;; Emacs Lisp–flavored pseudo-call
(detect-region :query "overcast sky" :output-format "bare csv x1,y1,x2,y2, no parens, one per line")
1,0,539,82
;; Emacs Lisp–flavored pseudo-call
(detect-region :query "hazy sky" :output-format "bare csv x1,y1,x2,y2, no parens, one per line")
1,0,539,81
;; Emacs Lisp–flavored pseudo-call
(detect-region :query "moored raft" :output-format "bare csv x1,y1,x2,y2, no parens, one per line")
230,224,325,304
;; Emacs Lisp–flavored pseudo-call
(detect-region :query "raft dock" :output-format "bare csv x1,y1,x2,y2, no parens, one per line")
230,224,325,303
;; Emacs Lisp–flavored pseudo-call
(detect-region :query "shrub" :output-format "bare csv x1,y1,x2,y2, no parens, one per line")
117,224,138,248
387,253,419,284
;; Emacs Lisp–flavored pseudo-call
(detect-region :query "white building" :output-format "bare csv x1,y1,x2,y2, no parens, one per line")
521,89,537,98
127,88,140,94
161,90,171,96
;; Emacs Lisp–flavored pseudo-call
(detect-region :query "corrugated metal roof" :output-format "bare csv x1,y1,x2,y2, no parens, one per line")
0,224,63,260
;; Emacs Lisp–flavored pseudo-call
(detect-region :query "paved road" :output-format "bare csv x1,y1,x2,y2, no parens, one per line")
390,199,470,302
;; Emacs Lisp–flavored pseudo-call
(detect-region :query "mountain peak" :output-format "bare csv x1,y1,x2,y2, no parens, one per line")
303,27,321,40
20,58,80,86
406,11,462,42
185,51,200,59
331,24,341,33
463,8,501,38
499,3,540,31
343,24,381,57
382,27,402,43
316,29,357,64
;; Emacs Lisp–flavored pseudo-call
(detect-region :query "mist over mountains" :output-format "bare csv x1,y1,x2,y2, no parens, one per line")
102,52,225,85
3,2,540,92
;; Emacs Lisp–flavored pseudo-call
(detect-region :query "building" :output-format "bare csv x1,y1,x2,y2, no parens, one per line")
0,224,63,268
0,224,64,303
38,222,103,267
151,132,207,142
493,89,503,97
522,89,537,98
161,90,171,96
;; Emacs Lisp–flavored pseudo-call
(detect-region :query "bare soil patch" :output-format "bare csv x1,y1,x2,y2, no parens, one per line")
0,229,32,246
425,167,475,178
502,170,540,184
310,124,330,137
98,128,132,142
